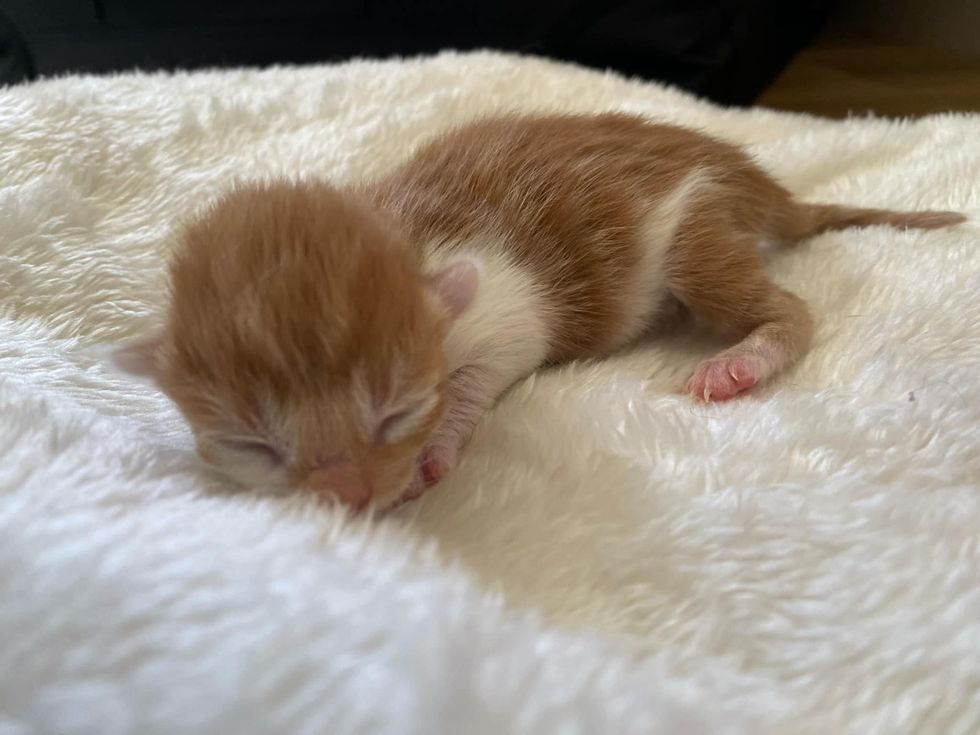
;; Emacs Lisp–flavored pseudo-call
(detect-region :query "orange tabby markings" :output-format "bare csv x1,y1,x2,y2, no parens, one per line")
111,113,965,509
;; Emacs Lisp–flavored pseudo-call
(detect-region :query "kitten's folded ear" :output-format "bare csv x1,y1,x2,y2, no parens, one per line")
426,256,479,321
106,331,164,381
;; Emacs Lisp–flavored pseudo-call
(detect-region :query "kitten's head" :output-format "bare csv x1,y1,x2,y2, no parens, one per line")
113,180,477,510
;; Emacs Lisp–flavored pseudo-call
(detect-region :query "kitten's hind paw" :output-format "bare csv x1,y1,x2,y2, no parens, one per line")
685,354,760,402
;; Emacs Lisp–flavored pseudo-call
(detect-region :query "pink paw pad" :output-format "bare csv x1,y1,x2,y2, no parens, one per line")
417,440,459,488
391,442,460,508
421,452,451,486
685,355,760,402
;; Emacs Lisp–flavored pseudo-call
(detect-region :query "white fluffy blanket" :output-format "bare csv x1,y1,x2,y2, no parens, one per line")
1,51,978,735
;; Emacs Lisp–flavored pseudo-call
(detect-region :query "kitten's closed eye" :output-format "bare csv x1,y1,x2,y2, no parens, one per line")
376,410,414,445
375,395,438,445
222,439,283,465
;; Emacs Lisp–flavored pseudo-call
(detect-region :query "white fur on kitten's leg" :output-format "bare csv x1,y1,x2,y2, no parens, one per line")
398,363,513,503
396,346,548,506
419,364,493,482
395,245,552,505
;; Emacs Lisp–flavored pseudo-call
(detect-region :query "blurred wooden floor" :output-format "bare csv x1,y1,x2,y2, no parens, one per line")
757,38,980,118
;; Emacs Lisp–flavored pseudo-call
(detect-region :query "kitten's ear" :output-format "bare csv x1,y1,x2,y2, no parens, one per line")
107,331,164,380
426,256,479,321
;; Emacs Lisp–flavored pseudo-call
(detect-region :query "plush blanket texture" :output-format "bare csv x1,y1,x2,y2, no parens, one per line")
1,51,978,735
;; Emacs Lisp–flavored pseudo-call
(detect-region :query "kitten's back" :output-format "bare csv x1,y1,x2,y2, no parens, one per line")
368,113,785,359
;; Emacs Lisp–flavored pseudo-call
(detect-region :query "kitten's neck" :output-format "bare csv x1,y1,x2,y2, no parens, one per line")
422,236,552,376
360,184,553,375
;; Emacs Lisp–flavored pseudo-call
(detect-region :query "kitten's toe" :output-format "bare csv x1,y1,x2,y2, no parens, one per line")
390,443,458,508
685,354,760,402
400,469,428,502
420,443,458,486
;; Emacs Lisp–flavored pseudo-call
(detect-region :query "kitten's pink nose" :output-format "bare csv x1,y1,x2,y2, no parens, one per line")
304,461,370,510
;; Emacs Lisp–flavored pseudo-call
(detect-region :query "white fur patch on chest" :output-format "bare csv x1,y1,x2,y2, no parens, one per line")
424,237,552,378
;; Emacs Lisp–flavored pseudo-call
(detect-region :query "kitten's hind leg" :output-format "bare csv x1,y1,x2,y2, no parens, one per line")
667,227,814,401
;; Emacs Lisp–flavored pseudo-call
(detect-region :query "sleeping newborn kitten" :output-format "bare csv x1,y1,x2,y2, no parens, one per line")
112,113,964,510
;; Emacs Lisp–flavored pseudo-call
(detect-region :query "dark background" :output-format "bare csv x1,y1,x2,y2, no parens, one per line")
0,1,829,106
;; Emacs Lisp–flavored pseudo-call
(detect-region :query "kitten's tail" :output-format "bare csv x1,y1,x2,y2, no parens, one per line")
788,203,966,241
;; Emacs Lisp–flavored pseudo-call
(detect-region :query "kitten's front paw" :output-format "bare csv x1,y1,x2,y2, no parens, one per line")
396,471,427,505
391,442,459,509
419,442,458,487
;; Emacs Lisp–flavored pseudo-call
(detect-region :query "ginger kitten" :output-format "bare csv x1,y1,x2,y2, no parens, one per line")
112,113,964,509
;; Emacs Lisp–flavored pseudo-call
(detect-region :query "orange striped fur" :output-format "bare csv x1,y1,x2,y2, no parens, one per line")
113,113,965,508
